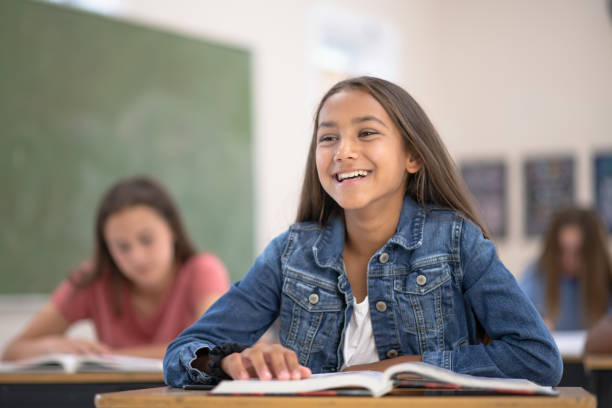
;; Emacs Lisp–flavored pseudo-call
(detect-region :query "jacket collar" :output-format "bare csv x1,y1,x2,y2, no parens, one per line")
313,194,425,271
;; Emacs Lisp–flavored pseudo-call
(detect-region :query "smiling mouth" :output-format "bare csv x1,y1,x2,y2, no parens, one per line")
335,170,370,182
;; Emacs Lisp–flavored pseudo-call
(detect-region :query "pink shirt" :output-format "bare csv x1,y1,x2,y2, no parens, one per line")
51,253,230,348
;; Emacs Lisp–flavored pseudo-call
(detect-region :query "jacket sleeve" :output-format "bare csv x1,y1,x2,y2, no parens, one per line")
518,262,546,317
422,219,563,386
163,231,288,387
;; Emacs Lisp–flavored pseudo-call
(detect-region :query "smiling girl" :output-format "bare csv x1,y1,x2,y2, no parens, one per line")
2,177,230,361
163,77,562,386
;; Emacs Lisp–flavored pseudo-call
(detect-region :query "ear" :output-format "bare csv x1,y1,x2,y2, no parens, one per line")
405,153,422,174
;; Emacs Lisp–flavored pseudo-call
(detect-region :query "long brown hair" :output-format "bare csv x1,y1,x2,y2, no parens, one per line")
539,207,612,327
69,176,196,314
296,76,489,238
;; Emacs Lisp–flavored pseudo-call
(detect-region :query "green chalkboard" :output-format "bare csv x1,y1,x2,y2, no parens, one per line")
0,0,253,293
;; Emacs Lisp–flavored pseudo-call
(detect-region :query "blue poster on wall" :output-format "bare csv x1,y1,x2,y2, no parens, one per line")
595,153,612,234
524,157,575,236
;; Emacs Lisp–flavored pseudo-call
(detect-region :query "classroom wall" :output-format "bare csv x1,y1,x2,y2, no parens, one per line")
416,0,612,273
111,0,414,254
1,0,611,351
113,0,612,276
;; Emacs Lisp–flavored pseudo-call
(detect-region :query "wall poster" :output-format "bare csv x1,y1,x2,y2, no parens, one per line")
524,157,575,236
595,152,612,234
461,161,507,238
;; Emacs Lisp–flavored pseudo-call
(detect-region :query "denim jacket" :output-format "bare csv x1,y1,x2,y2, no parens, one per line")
164,195,563,386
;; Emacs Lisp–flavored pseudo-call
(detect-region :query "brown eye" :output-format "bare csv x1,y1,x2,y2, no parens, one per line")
318,134,337,143
359,130,377,138
140,235,153,246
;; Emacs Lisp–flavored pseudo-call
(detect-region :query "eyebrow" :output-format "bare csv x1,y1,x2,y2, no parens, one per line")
318,115,388,129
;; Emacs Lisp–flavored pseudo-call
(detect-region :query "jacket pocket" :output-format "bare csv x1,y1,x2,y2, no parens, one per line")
393,263,454,335
280,274,343,365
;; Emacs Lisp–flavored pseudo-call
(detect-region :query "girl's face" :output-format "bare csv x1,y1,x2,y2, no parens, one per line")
558,224,583,277
315,89,421,214
104,205,176,292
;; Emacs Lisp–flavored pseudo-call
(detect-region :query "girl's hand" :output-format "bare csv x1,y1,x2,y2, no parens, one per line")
37,335,111,355
220,343,311,380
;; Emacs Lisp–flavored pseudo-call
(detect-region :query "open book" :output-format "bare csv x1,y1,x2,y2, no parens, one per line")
0,353,162,374
211,362,558,397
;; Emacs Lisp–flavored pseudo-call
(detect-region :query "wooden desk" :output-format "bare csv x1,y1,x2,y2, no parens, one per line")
0,371,163,384
95,386,595,408
0,371,164,408
583,355,612,408
584,355,612,371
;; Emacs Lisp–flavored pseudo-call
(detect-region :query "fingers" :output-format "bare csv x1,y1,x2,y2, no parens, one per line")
66,339,111,356
40,336,110,356
298,365,312,379
85,340,111,355
274,346,301,380
220,352,250,380
266,348,290,380
242,347,273,380
219,344,311,381
266,345,309,380
223,344,310,381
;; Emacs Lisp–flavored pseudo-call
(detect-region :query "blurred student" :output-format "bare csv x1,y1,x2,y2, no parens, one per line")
520,207,612,331
1,176,230,361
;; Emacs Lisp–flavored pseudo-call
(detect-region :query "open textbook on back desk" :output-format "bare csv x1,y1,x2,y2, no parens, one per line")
0,353,162,374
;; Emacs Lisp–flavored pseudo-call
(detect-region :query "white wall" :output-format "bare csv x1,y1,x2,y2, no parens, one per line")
112,0,418,252
414,0,612,274
2,0,611,352
112,0,612,276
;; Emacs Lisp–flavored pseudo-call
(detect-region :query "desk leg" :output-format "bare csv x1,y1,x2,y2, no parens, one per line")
559,361,590,388
590,371,612,408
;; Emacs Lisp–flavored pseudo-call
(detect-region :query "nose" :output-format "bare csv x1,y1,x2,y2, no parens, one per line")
334,137,358,161
128,243,147,264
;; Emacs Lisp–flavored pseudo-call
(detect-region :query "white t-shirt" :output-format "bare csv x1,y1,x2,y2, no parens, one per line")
341,295,380,369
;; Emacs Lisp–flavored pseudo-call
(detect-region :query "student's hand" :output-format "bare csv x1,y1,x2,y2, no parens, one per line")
37,335,111,355
220,343,311,381
342,355,422,372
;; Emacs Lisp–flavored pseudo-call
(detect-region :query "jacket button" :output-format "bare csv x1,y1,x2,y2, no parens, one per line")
308,293,319,304
375,301,387,312
378,252,390,264
416,275,427,286
386,349,398,358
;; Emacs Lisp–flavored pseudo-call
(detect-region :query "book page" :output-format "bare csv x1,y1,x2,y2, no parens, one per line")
384,362,558,395
212,370,392,397
0,353,76,373
77,354,163,372
210,363,558,397
0,353,162,373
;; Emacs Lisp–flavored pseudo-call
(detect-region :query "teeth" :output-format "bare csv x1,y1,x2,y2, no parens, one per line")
337,170,369,181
